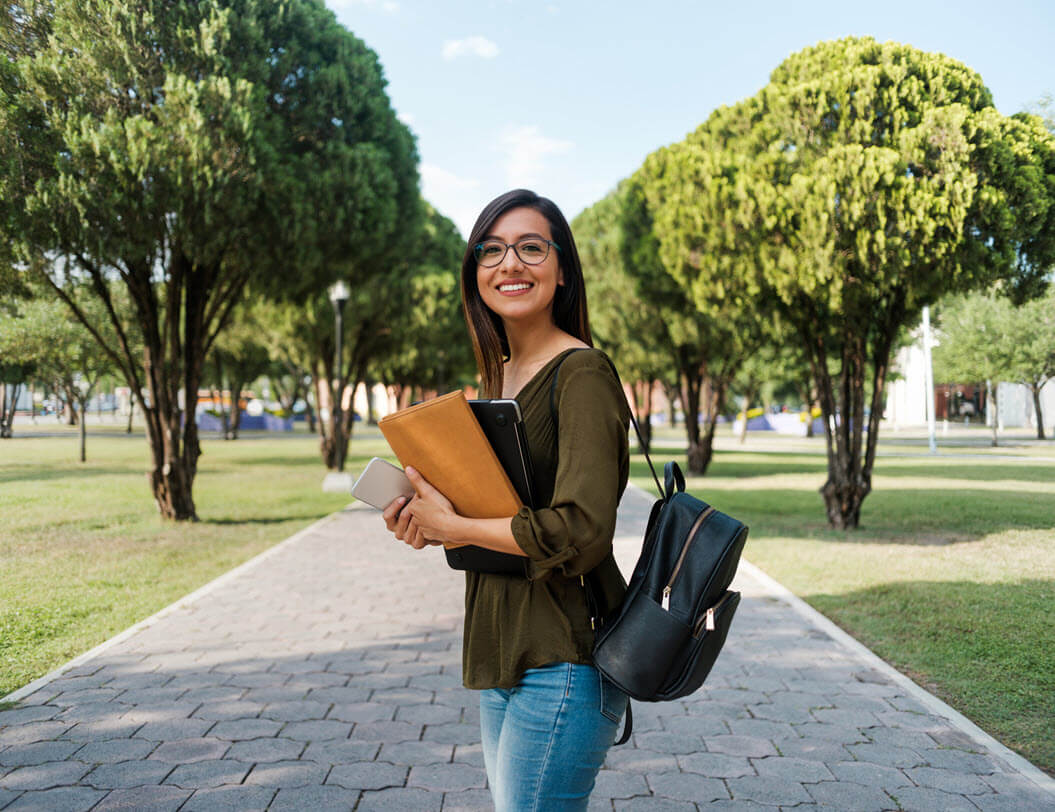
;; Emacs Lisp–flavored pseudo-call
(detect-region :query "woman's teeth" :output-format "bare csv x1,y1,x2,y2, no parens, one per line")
499,282,532,292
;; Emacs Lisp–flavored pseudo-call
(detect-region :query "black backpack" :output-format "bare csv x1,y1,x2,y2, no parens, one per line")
552,351,748,743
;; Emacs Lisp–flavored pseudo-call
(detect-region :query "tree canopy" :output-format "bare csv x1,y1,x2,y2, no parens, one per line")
1,0,418,517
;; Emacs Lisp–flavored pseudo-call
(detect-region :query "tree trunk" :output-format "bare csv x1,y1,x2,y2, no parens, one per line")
738,392,753,445
0,382,19,438
126,393,135,434
1031,384,1046,440
632,379,654,454
229,376,246,440
79,398,87,462
680,357,704,474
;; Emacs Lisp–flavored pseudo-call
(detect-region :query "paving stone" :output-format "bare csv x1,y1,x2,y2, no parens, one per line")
326,702,395,724
357,787,441,811
647,771,728,802
163,759,249,789
864,725,941,752
0,708,59,727
259,701,331,722
440,788,494,811
0,723,72,747
132,719,213,741
92,785,191,810
971,790,1055,812
1,786,106,811
603,747,680,774
906,765,994,795
751,755,833,782
304,686,372,705
726,775,813,805
806,780,898,811
208,718,283,740
659,714,729,738
591,769,648,799
301,739,379,764
452,743,484,768
613,797,697,811
243,759,328,788
326,760,407,790
370,688,436,705
192,701,266,722
407,762,487,792
727,718,797,740
791,722,870,743
828,761,914,791
677,751,754,778
73,738,155,764
889,785,981,811
226,737,305,763
928,728,984,751
395,704,461,726
181,785,277,810
847,742,927,768
379,741,453,765
278,719,353,742
148,737,229,763
706,735,778,758
0,742,81,768
421,723,480,745
919,748,1003,774
771,737,851,763
351,721,423,742
58,720,143,742
0,760,91,790
83,759,174,789
627,731,703,755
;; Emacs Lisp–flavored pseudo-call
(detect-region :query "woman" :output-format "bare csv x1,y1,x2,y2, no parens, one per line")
382,189,630,810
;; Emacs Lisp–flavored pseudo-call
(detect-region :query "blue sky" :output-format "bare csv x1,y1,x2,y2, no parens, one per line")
326,0,1055,236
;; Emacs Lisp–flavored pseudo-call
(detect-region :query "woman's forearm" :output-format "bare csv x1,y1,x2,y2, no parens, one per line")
447,515,527,557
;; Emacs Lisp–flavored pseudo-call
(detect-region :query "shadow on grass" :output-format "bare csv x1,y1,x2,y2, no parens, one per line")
0,466,144,485
201,513,333,526
678,486,1055,544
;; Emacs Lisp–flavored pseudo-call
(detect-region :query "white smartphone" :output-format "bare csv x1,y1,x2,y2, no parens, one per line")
351,457,415,510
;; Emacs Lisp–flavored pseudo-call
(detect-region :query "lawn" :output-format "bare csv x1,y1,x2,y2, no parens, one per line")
0,425,385,699
631,428,1055,775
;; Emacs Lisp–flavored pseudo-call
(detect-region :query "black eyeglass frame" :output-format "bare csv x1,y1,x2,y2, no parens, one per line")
472,238,561,268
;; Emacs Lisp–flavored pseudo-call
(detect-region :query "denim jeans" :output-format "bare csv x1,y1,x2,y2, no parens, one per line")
479,662,628,811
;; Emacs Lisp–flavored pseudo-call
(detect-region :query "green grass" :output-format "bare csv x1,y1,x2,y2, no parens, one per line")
632,438,1055,775
0,427,390,698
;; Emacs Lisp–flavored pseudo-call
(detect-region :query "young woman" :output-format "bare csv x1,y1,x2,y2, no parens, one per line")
382,189,630,810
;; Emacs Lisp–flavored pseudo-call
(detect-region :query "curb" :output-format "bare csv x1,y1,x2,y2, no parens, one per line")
739,559,1055,798
2,507,356,705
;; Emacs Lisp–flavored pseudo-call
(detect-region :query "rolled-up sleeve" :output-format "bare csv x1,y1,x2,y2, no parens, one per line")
511,361,629,581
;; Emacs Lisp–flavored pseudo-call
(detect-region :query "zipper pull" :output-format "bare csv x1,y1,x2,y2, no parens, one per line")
661,586,671,611
705,607,715,632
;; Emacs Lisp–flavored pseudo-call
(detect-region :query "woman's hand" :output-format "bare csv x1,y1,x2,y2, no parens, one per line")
381,467,459,550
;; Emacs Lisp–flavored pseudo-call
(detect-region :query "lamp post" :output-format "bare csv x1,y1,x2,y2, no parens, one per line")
329,281,350,472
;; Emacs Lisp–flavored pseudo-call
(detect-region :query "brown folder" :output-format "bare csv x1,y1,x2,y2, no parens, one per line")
378,391,522,546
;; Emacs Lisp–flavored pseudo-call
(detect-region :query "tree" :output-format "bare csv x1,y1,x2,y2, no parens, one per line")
203,304,272,440
0,292,114,458
663,37,1055,527
373,204,475,406
3,0,418,518
573,182,677,454
934,288,1055,442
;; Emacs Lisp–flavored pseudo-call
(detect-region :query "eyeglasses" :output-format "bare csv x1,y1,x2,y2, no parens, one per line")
473,238,560,268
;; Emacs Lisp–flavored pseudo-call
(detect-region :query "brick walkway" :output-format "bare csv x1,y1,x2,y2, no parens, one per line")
1,487,1053,811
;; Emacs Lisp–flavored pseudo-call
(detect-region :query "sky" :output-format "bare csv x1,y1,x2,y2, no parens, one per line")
325,0,1055,236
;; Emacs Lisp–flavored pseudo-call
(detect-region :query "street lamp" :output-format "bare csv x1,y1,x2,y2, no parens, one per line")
329,281,350,472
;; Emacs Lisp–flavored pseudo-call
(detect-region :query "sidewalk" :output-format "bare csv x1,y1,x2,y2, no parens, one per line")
1,488,1052,811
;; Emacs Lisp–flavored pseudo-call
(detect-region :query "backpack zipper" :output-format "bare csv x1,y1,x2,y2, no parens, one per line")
693,590,736,637
660,506,716,610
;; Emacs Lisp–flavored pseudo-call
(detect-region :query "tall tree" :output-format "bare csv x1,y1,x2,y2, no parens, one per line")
2,0,418,517
667,37,1055,527
573,182,677,454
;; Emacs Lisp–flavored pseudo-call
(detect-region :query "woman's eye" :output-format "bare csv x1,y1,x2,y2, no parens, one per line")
481,244,503,256
520,242,544,255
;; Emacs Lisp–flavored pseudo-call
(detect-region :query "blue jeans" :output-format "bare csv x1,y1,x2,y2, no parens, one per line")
479,662,628,811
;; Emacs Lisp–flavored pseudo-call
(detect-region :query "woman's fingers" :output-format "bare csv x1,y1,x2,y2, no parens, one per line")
382,496,407,532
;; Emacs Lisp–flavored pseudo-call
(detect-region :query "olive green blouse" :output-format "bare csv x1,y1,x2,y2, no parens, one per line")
462,348,631,690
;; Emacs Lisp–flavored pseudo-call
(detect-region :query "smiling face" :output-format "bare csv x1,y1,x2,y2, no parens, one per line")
475,206,564,329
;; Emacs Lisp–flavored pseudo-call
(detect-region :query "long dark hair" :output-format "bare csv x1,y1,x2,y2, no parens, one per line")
460,189,592,397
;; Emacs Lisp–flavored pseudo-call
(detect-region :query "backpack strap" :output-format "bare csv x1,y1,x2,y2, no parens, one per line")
549,349,664,499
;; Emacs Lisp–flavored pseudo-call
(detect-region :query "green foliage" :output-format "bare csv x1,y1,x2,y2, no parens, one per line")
1,0,418,514
637,36,1055,526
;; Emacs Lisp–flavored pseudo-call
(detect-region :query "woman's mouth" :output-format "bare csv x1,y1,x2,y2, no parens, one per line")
497,281,534,296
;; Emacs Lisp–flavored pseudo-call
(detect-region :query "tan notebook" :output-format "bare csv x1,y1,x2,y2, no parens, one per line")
378,391,522,547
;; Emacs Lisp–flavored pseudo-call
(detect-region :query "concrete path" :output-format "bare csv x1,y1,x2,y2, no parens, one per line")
2,488,1053,811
